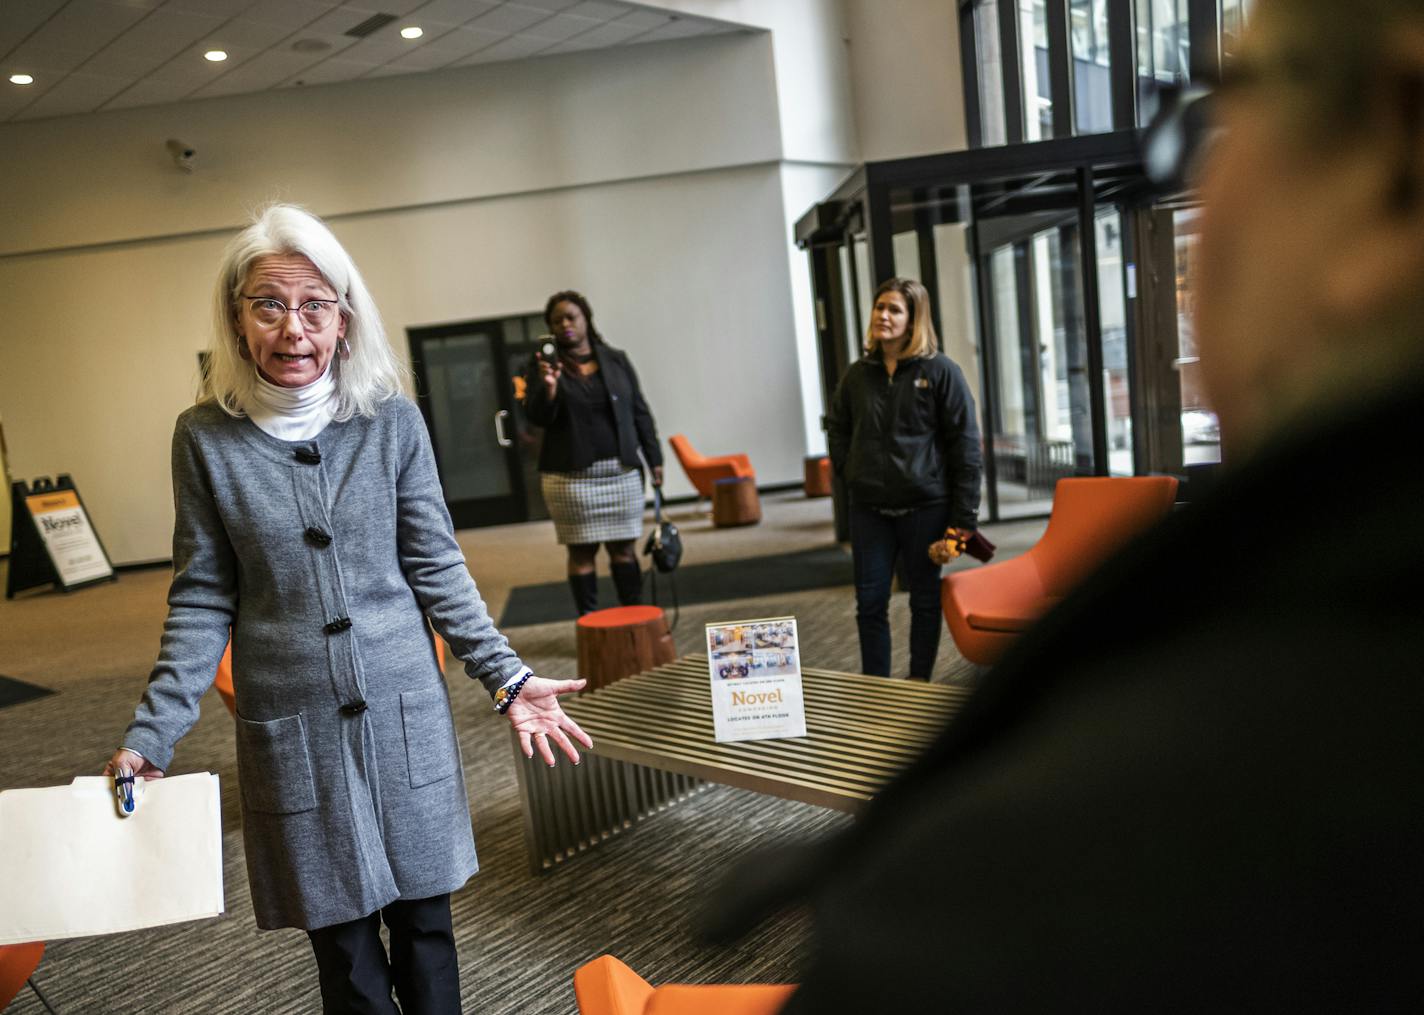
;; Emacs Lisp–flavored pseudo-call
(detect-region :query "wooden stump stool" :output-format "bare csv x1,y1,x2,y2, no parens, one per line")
712,475,761,527
804,455,831,497
576,605,676,692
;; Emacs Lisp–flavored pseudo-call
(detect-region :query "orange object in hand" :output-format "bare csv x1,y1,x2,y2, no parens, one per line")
929,527,972,565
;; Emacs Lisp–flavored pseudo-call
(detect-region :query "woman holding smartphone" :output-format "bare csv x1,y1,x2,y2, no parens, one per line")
523,290,664,616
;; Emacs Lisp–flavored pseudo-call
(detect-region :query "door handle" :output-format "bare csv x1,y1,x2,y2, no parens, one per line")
494,409,512,447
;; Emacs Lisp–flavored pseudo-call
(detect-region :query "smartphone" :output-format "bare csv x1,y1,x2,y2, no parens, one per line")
536,335,558,365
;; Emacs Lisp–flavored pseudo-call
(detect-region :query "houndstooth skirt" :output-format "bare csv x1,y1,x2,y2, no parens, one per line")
541,458,645,545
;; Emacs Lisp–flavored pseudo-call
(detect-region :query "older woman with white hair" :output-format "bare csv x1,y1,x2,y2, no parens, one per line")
104,204,589,1014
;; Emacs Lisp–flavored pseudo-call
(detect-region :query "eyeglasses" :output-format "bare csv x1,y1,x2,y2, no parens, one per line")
240,295,340,330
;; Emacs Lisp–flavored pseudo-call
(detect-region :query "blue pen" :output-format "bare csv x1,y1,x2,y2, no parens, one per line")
114,767,137,818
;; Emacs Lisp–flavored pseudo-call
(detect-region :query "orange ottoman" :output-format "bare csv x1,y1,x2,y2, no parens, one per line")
712,476,761,527
576,606,676,691
803,456,831,497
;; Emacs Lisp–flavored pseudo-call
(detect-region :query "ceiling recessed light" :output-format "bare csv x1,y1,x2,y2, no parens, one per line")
9,73,34,85
204,49,228,62
400,26,423,39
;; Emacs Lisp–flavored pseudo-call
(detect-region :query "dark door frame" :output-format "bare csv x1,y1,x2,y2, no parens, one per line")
407,319,528,529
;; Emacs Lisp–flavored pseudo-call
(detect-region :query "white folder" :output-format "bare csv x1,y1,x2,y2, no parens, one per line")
0,773,224,945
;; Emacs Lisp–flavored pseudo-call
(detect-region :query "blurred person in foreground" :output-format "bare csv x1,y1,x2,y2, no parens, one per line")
104,204,590,1014
705,1,1424,1008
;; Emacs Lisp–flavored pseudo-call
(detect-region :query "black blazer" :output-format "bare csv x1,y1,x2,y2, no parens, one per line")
522,343,663,473
707,379,1424,1011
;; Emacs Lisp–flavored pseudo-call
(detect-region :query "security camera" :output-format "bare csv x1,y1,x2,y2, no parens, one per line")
166,138,196,173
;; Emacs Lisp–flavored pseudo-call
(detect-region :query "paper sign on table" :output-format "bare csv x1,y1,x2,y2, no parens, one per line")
0,773,224,945
706,616,808,743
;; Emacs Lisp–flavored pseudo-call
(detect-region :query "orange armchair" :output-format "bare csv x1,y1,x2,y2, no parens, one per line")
668,434,754,500
575,955,794,1015
0,942,47,1012
942,476,1178,666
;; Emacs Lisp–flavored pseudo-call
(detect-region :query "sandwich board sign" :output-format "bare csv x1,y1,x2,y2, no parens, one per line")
6,475,115,598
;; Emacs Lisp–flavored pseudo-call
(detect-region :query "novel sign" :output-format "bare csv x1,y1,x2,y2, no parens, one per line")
706,616,807,743
8,477,115,598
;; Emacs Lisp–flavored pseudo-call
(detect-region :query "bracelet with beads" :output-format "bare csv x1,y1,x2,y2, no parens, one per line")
493,671,533,715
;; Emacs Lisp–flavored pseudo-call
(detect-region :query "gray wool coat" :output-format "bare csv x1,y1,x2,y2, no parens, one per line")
122,397,526,931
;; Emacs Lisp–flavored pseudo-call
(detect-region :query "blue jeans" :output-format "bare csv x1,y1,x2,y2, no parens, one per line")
849,500,952,680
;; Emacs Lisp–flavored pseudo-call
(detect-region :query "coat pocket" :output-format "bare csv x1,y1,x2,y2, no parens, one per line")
234,712,318,815
400,686,459,788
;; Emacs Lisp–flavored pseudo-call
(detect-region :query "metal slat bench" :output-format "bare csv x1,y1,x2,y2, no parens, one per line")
511,654,970,874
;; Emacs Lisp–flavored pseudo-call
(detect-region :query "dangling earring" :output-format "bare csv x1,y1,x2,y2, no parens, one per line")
338,338,351,361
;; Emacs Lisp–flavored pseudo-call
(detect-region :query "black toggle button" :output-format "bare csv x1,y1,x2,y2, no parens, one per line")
323,617,353,635
340,699,367,715
293,446,322,464
305,526,333,547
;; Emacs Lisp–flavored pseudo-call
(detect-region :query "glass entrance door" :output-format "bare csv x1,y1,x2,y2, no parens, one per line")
1127,202,1221,474
980,216,1096,517
408,320,529,529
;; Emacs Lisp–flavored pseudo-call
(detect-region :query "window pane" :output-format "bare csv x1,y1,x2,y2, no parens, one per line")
1220,0,1257,61
987,228,1093,519
423,333,513,501
1095,210,1133,476
991,246,1026,441
976,0,1007,146
892,229,922,284
930,214,989,512
1136,0,1189,124
1172,208,1221,465
1071,0,1113,133
851,235,873,338
1019,0,1052,140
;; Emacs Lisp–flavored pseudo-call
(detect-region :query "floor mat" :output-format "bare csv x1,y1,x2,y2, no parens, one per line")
0,673,56,709
497,544,854,627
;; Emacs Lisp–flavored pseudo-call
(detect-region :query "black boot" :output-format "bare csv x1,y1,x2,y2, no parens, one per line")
568,572,598,616
611,560,644,606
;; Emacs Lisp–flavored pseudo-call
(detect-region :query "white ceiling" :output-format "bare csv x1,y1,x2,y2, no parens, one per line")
0,0,746,123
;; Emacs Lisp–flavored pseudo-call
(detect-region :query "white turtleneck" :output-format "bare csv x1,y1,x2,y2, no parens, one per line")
249,365,336,441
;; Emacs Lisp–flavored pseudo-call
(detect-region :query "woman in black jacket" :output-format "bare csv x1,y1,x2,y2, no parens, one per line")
524,290,663,615
827,277,982,680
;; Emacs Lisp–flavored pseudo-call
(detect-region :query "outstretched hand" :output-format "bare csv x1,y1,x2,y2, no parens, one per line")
505,675,593,766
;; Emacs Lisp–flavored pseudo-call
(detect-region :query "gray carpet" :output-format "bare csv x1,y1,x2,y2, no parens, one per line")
0,502,1040,1014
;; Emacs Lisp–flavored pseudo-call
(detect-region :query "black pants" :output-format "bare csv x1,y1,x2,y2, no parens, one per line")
307,893,461,1015
849,500,952,679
